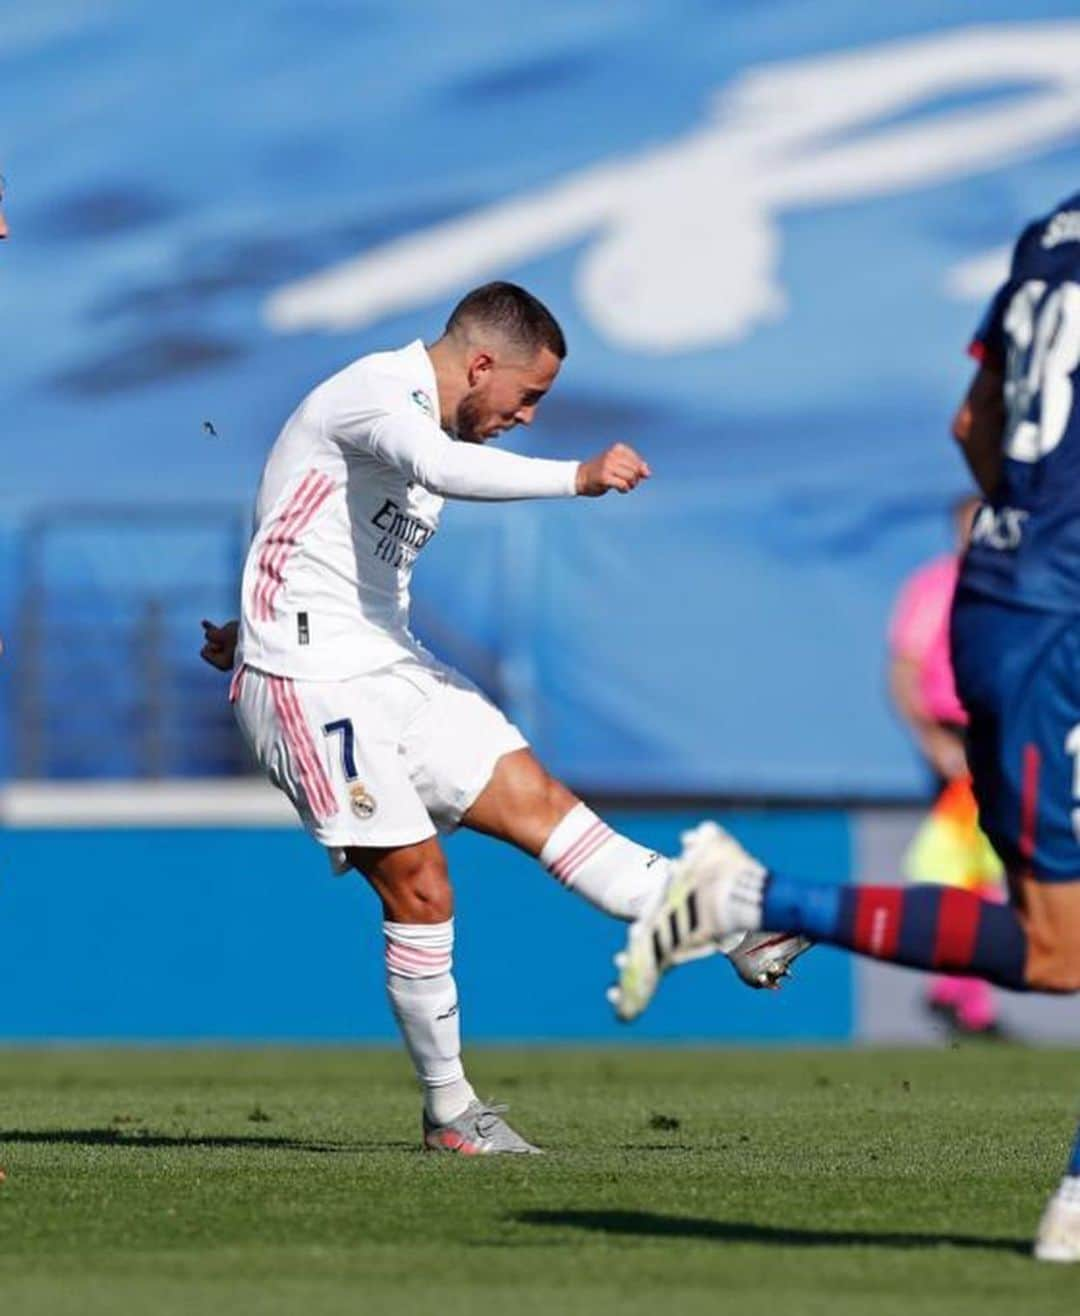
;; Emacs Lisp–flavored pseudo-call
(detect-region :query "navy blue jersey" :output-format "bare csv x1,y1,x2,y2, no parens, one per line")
959,192,1080,612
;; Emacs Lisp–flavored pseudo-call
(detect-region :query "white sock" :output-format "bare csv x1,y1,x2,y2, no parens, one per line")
384,919,476,1126
539,803,669,921
1058,1176,1080,1207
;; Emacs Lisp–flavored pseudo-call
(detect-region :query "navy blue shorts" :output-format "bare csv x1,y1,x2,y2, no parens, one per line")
951,591,1080,881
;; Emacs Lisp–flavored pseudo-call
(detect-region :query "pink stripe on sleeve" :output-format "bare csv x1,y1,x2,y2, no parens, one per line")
252,471,319,621
260,474,335,621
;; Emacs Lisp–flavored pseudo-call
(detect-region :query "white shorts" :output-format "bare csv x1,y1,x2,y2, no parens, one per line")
232,656,527,858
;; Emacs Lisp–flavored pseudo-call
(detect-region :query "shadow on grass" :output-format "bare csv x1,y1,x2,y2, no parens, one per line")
0,1128,413,1153
516,1209,1029,1256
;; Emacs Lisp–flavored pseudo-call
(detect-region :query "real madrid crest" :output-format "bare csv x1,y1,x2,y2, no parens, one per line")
349,783,377,820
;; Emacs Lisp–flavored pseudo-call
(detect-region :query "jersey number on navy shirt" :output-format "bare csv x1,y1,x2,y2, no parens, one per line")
1002,279,1080,465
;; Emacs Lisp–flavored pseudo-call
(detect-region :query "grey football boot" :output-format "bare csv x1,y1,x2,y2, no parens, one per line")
423,1100,542,1155
725,930,813,989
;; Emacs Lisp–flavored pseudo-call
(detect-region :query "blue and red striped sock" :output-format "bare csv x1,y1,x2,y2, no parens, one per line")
762,878,1028,990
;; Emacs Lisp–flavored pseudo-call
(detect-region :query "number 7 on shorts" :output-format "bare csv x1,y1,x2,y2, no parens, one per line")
323,718,358,781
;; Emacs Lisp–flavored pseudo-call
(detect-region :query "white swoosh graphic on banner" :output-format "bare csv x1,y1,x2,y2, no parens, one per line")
265,22,1080,353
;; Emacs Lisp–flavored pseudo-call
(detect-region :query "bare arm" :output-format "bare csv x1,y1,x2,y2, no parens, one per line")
951,362,1005,498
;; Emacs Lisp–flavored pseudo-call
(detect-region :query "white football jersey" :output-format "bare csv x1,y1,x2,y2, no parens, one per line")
239,340,579,681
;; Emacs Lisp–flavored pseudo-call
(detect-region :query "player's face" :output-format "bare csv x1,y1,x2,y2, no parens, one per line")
456,346,561,443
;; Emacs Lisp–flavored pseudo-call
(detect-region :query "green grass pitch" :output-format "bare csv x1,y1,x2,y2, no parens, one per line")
1,1045,1079,1315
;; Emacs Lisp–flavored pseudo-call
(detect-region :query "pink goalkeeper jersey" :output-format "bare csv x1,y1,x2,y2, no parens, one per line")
889,553,967,726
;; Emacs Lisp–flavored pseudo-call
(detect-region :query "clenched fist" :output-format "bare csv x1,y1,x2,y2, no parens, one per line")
201,618,239,671
576,443,651,497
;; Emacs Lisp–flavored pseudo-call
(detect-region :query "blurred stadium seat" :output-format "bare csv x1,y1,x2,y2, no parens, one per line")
12,509,248,777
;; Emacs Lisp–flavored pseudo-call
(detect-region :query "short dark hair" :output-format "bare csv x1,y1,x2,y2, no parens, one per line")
446,281,567,360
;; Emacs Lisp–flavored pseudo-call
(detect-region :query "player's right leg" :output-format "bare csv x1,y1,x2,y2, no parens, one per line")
344,837,539,1155
230,663,536,1154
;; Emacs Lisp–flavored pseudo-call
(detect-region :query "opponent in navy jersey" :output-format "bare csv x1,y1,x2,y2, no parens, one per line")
960,190,1080,610
949,193,1080,880
611,194,1080,1261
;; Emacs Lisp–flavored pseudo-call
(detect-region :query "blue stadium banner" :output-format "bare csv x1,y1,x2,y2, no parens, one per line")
2,3,1079,794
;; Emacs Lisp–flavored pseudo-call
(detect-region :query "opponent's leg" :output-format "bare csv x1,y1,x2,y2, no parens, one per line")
611,822,1080,1019
754,868,1080,991
463,749,809,986
347,838,538,1154
758,871,1030,986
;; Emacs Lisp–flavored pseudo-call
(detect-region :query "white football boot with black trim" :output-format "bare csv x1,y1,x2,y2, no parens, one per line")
1034,1183,1080,1262
608,821,775,1022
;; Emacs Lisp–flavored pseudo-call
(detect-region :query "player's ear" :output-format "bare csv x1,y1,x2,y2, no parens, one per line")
466,351,495,388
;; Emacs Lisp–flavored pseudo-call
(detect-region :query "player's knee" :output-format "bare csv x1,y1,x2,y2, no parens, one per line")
478,751,576,838
371,853,453,923
539,771,577,820
397,858,452,922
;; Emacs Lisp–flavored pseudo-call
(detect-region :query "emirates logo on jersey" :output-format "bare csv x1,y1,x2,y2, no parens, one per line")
370,497,437,569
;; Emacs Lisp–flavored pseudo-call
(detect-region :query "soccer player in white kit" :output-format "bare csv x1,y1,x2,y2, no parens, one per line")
202,283,808,1153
